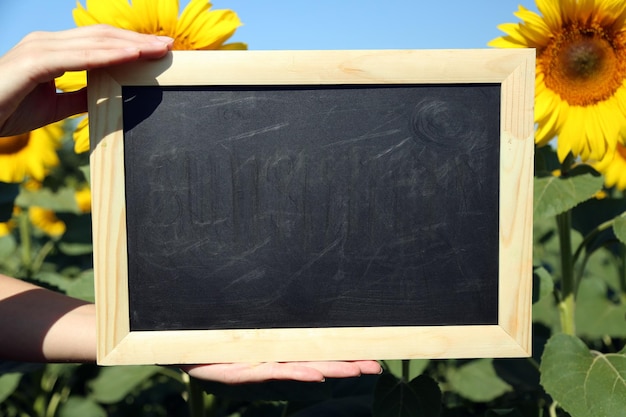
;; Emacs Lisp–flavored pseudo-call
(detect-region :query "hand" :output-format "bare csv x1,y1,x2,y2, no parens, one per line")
181,360,383,384
0,24,173,137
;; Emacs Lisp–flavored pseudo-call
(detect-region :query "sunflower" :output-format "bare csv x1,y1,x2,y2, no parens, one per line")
75,186,92,213
59,0,246,153
0,211,17,238
490,0,626,162
0,220,15,238
593,143,626,189
28,207,66,237
0,123,64,183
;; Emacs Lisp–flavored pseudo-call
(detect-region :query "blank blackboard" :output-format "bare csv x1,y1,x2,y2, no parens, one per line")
123,84,501,331
88,49,535,365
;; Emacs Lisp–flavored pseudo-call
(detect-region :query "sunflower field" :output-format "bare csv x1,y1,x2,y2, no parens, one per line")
2,0,626,416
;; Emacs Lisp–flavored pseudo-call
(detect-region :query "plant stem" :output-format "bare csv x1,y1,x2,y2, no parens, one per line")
548,401,558,417
187,377,206,417
554,154,578,336
18,211,32,277
556,210,576,336
619,243,626,300
401,360,410,383
32,240,55,275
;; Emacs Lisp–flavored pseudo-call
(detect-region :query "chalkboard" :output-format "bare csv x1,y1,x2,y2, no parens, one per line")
123,84,500,331
88,50,535,365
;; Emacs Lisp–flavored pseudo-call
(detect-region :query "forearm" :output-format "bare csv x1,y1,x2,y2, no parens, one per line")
0,274,96,362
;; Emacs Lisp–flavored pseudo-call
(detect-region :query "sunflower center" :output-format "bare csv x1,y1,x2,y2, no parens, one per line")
564,38,605,79
541,25,626,106
0,134,30,154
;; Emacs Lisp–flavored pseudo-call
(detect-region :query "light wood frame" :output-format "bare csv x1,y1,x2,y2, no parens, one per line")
88,49,535,365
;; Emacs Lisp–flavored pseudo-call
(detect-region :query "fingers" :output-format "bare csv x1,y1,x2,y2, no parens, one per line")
31,24,168,44
2,24,175,79
182,362,325,384
21,24,174,53
46,25,174,63
180,361,383,385
352,360,384,375
4,25,174,85
285,361,379,379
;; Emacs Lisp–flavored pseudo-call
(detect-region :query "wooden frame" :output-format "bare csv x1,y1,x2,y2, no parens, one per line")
88,49,535,365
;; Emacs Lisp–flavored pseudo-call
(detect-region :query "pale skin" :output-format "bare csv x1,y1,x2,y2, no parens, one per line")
0,25,382,384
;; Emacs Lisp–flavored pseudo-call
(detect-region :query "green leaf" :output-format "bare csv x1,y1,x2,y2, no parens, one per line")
0,235,17,262
15,186,79,213
575,278,626,339
382,359,429,381
532,295,560,333
540,333,626,417
446,358,512,403
58,242,93,256
59,397,106,417
372,373,441,417
79,165,91,185
88,366,160,404
31,271,73,292
0,372,22,403
534,171,603,218
66,270,95,303
583,245,623,299
612,214,626,245
532,266,553,304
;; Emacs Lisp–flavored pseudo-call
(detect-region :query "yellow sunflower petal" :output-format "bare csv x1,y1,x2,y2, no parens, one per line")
218,42,248,50
535,90,565,146
176,0,211,38
0,122,63,183
557,107,587,158
73,117,90,154
73,2,103,26
594,143,626,189
75,0,133,27
575,0,596,22
555,137,573,162
29,207,66,237
488,36,522,49
56,71,87,92
75,187,92,213
130,0,179,35
177,1,242,50
535,0,564,30
490,23,531,47
0,220,15,238
513,8,552,45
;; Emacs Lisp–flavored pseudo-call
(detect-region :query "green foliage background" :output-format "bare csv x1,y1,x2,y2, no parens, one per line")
1,124,626,416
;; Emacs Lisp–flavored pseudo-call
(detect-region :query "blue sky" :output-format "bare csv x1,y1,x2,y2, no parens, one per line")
1,1,536,55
